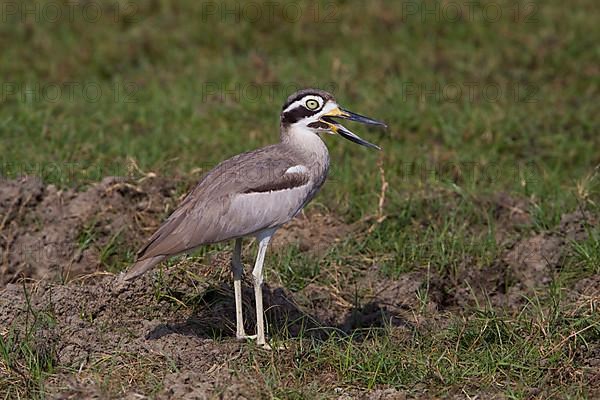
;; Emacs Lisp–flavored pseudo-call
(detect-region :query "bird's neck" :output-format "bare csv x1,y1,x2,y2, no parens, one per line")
280,124,328,154
280,124,330,178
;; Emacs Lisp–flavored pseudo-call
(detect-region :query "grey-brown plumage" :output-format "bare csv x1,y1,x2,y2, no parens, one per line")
124,143,327,280
122,88,386,347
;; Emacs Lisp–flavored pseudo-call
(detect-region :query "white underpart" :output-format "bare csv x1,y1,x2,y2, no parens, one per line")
285,165,308,175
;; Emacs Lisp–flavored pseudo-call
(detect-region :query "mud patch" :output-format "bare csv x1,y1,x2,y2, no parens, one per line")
0,255,426,398
503,233,563,289
573,274,600,297
484,192,532,244
271,211,353,256
1,262,261,398
354,270,439,326
0,176,181,285
502,209,597,294
423,209,598,312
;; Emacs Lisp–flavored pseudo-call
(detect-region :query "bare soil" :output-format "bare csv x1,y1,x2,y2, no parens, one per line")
0,176,180,284
1,177,598,398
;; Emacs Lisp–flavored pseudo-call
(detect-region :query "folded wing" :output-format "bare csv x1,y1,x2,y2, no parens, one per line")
123,145,312,280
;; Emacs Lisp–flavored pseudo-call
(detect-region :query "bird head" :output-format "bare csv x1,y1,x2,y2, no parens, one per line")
280,88,387,150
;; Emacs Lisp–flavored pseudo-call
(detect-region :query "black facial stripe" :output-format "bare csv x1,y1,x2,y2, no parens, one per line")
308,121,329,129
281,106,318,124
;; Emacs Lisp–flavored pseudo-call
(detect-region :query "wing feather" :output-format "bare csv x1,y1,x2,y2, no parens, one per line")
135,145,311,262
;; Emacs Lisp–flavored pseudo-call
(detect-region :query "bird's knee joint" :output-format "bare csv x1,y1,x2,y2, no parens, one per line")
252,271,263,286
231,262,243,274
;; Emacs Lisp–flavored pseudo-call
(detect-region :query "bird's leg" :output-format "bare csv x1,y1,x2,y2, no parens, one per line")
232,238,255,340
252,230,274,348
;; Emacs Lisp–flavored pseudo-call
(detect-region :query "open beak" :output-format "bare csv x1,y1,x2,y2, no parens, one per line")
320,106,387,150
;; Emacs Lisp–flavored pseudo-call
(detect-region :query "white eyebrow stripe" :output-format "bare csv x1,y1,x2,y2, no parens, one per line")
283,95,323,113
282,100,302,113
285,165,308,175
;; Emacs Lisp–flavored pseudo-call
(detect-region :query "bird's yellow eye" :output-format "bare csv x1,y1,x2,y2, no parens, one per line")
305,99,319,110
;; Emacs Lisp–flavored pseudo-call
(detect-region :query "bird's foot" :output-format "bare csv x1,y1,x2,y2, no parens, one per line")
237,332,283,350
256,340,285,351
236,333,257,341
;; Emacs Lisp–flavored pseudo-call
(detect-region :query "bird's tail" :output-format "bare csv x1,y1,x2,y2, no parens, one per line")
121,255,167,282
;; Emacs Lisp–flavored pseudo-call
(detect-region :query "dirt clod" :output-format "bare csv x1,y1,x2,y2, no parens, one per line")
0,176,178,285
271,211,353,255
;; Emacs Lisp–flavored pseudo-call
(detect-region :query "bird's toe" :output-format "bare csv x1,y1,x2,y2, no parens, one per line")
236,333,257,341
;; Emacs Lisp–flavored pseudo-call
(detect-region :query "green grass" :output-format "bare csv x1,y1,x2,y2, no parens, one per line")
245,293,599,398
571,227,600,274
1,0,599,398
0,284,57,399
